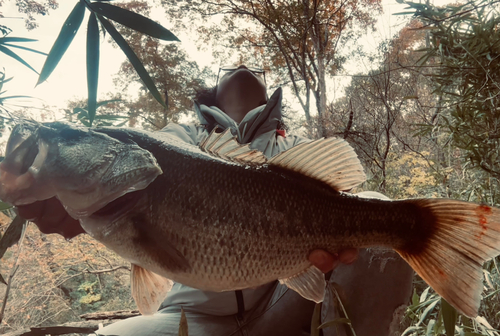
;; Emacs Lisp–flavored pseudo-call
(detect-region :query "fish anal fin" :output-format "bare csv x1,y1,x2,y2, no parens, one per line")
279,265,326,303
200,128,267,167
269,138,366,191
397,199,500,318
131,264,173,315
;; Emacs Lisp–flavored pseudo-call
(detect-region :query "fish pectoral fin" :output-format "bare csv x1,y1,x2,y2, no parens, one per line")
268,138,366,191
131,264,173,315
279,265,326,303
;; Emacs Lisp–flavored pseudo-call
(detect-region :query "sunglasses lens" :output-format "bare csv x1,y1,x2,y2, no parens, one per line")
220,65,264,75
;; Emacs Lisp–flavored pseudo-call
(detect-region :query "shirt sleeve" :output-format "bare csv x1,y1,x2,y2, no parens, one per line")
160,123,203,145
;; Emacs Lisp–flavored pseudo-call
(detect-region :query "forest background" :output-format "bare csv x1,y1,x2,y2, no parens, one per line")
0,0,500,335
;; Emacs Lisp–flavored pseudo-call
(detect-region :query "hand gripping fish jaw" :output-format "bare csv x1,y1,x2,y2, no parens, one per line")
1,122,500,318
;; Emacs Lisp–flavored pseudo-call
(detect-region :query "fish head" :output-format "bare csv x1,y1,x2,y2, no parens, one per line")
0,121,162,218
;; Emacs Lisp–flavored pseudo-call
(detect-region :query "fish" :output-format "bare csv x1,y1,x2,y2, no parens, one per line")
1,120,500,318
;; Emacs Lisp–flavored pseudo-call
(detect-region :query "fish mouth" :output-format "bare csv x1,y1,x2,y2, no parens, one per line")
92,189,145,219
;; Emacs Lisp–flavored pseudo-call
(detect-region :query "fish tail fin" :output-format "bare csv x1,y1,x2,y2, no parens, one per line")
395,199,500,317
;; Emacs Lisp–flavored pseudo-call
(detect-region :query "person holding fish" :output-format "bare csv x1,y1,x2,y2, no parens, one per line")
12,65,411,335
5,65,500,336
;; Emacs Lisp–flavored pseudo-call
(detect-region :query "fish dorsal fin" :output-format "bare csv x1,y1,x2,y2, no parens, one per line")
269,137,366,191
200,128,267,166
201,129,365,190
131,264,173,315
279,265,326,302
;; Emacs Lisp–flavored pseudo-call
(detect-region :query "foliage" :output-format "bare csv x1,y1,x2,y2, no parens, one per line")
402,277,500,336
0,223,134,333
0,0,59,30
324,19,436,194
64,98,128,127
401,0,500,182
114,1,212,130
160,0,382,135
0,35,47,74
37,0,178,126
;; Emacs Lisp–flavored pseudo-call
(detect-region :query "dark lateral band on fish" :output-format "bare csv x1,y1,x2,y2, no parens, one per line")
1,121,500,318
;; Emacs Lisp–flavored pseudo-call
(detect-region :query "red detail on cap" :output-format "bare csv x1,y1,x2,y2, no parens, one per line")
276,129,286,137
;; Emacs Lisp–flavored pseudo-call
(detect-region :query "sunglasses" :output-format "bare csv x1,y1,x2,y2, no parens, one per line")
215,65,267,88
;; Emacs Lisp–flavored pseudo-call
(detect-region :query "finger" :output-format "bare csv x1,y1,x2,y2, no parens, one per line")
39,198,85,239
338,248,358,265
17,197,85,239
16,201,44,220
309,249,339,273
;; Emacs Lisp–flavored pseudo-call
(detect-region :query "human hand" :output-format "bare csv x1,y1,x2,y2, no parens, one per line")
16,197,86,239
309,248,358,273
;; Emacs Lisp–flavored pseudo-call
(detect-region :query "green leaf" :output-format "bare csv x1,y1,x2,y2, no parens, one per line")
89,2,179,41
0,216,26,260
441,298,458,336
0,37,38,43
87,12,100,126
0,202,12,211
425,319,435,336
97,15,167,109
401,326,419,336
2,43,48,56
434,307,443,333
412,288,419,306
418,299,439,325
0,45,38,74
37,1,86,85
420,286,430,303
95,114,127,120
178,307,188,336
0,95,33,100
463,333,486,336
318,318,351,330
310,303,321,336
96,98,121,108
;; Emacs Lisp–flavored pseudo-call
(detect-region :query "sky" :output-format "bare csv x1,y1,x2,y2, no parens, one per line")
0,0,426,119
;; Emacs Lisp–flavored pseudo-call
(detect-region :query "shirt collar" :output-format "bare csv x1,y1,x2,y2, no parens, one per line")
194,87,283,143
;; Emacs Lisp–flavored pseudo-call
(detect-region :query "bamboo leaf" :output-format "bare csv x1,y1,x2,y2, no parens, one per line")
412,288,419,306
97,15,167,109
418,299,439,326
0,45,38,74
310,303,321,336
441,298,458,336
420,286,430,303
87,12,100,126
0,202,12,211
0,37,38,43
95,114,127,120
0,95,33,100
37,1,86,85
0,216,26,260
318,318,352,330
89,2,179,41
96,98,121,108
2,43,47,56
178,307,188,336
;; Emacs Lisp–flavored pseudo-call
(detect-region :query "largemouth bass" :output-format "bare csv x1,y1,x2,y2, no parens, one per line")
1,120,500,318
